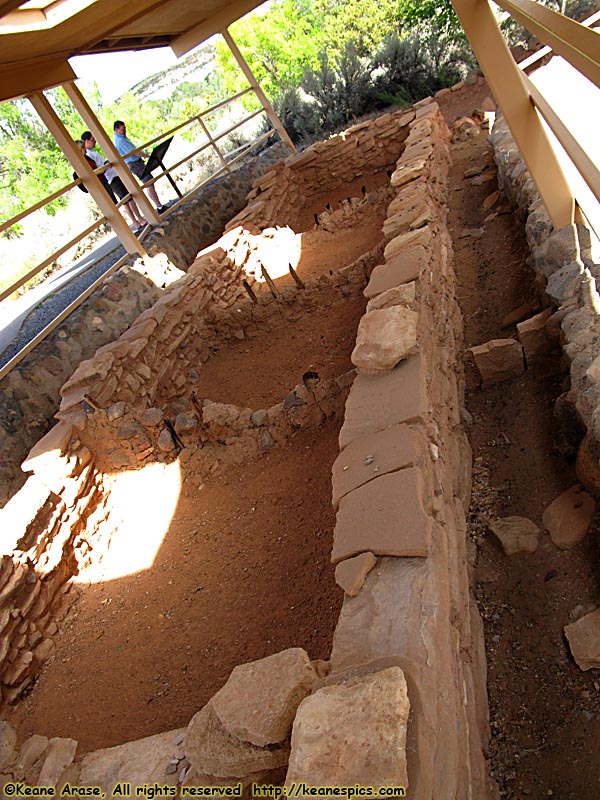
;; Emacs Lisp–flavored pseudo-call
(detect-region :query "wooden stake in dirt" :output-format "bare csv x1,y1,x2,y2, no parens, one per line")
288,263,305,289
242,280,258,303
261,265,279,298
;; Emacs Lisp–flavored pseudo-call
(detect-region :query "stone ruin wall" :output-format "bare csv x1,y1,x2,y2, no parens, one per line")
0,143,289,509
489,116,600,494
0,92,495,798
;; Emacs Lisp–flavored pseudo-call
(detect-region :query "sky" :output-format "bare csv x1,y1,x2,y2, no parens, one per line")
69,47,183,102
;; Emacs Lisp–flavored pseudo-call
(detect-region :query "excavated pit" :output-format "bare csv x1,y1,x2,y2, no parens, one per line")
6,177,394,752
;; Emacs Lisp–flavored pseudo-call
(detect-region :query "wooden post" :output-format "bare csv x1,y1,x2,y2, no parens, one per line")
451,0,575,230
221,28,297,154
28,90,145,256
198,115,231,173
62,81,160,225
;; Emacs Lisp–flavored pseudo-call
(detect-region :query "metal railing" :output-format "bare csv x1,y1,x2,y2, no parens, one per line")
0,83,283,380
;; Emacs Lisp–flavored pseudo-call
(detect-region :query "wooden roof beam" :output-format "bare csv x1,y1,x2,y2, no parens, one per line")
0,54,75,102
171,0,265,57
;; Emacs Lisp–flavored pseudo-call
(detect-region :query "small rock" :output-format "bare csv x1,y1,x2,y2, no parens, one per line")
259,429,275,451
335,552,377,596
459,227,484,238
165,763,177,775
174,733,185,746
489,516,540,555
542,485,595,549
174,412,197,433
565,608,600,670
141,408,164,427
482,190,501,211
107,402,126,422
158,428,176,452
517,308,554,364
469,338,524,387
569,603,597,623
464,165,485,178
250,410,268,427
109,449,130,469
501,302,535,329
117,420,144,440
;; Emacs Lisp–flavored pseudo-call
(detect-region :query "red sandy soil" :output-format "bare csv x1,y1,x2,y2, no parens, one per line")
8,81,600,800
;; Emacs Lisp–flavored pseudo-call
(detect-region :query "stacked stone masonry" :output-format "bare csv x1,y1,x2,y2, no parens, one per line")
0,143,289,509
0,92,494,797
489,115,600,495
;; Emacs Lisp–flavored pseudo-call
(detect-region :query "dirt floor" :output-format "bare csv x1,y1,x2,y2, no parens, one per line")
7,79,600,797
447,108,600,798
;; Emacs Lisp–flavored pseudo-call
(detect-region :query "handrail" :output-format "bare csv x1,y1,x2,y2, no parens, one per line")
0,251,129,382
1,91,269,304
0,217,104,303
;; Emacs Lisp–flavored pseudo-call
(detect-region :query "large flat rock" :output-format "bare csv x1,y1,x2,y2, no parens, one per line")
286,667,409,790
332,424,426,509
211,648,317,747
364,246,428,298
339,355,428,450
331,468,431,564
469,338,524,387
185,702,289,779
351,306,418,373
79,728,186,795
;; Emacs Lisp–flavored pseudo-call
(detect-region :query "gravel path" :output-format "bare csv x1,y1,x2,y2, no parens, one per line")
0,242,124,370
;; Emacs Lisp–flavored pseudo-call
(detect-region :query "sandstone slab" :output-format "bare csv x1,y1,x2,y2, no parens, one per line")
185,702,289,778
79,728,186,794
335,552,377,596
469,338,524,387
366,282,416,313
383,226,433,263
542,484,595,549
489,516,540,556
339,355,428,450
332,468,431,564
516,308,554,364
38,738,78,787
286,667,409,790
564,608,600,670
364,246,428,298
0,721,17,772
211,648,317,747
351,306,418,373
332,424,426,508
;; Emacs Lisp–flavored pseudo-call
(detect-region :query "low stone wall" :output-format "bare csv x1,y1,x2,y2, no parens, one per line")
0,143,288,509
490,116,600,492
226,109,415,232
0,94,494,797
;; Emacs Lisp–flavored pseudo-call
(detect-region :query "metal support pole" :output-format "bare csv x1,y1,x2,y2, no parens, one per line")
221,28,297,154
451,0,575,230
28,90,145,257
62,81,160,225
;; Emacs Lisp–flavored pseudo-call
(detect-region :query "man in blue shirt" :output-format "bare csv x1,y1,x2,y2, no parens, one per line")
113,120,166,213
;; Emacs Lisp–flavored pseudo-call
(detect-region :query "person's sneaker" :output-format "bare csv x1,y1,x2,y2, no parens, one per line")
157,205,168,214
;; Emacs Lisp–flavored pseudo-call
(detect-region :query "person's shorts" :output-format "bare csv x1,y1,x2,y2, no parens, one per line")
128,158,148,182
110,176,131,202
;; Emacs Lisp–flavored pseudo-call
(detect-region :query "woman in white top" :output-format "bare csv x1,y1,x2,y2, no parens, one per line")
80,132,147,233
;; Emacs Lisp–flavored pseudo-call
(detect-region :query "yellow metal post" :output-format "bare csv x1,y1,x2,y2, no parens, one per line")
28,90,145,256
451,0,575,230
222,28,296,154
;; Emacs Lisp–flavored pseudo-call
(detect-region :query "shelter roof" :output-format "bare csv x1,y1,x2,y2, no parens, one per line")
0,0,265,102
